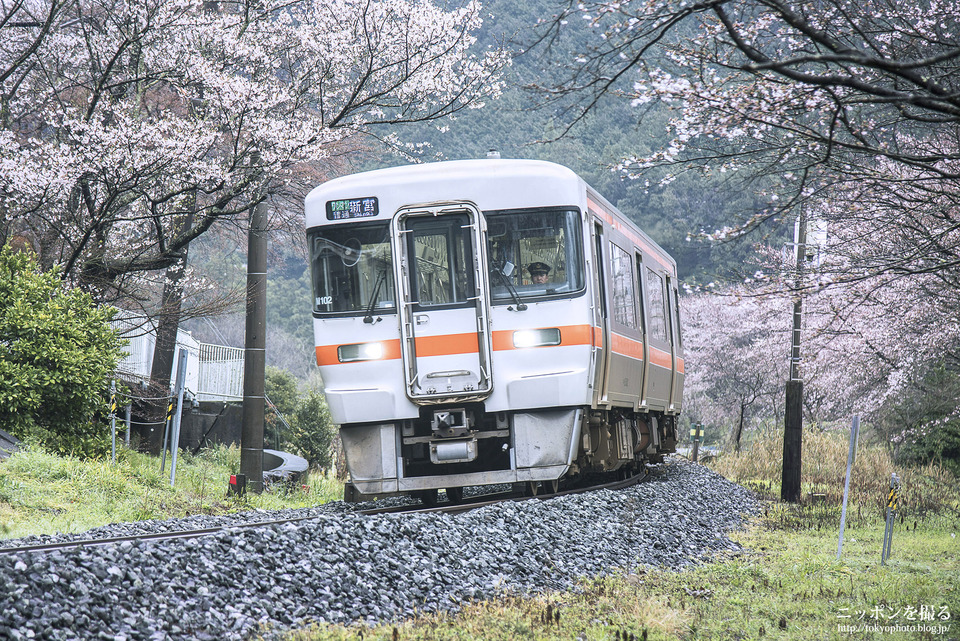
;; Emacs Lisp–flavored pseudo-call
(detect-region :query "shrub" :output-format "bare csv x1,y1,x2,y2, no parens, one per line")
288,389,337,470
265,366,299,448
264,367,337,470
0,247,125,456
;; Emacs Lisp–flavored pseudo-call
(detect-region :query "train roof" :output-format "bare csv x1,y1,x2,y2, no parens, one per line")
304,158,675,270
305,159,581,221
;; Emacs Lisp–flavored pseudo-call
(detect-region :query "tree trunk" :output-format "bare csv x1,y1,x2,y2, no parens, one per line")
733,401,746,453
146,207,195,453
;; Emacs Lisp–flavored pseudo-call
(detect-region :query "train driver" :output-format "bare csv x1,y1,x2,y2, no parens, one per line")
527,261,551,284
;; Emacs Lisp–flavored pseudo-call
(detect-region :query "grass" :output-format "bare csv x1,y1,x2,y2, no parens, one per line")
279,429,960,641
0,444,344,539
709,428,960,524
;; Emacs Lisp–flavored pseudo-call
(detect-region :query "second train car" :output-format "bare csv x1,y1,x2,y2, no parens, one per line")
304,159,683,502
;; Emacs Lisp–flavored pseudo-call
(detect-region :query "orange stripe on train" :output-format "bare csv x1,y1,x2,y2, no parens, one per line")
610,332,644,359
315,339,402,366
315,323,661,366
414,332,480,357
492,324,595,351
648,345,673,369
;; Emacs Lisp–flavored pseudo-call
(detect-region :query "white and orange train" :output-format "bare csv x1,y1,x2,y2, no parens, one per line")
304,159,683,502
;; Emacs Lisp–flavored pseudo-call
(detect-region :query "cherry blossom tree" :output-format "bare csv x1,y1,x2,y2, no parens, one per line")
684,263,960,450
681,290,788,448
800,253,960,431
0,0,506,298
534,0,960,272
740,185,960,428
537,0,960,464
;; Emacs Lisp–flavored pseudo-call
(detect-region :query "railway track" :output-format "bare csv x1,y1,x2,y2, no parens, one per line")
359,469,649,516
0,470,649,556
0,460,761,640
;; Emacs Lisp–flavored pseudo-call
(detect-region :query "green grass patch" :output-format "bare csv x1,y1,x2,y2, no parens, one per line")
0,444,344,539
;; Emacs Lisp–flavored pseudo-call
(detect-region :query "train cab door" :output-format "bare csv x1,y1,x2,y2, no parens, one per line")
636,253,652,408
392,202,493,402
590,221,610,407
638,264,672,410
666,278,683,411
602,235,646,406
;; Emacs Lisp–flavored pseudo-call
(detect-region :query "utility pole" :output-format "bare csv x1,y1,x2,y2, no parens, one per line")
240,197,268,493
782,207,807,502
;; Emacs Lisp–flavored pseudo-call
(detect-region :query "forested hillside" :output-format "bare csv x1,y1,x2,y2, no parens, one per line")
386,0,767,285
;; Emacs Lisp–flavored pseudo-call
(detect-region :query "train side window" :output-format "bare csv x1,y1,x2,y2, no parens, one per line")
594,223,606,313
610,242,637,329
645,267,669,343
663,277,676,348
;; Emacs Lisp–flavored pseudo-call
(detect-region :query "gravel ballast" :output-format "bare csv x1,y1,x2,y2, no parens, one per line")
0,458,758,640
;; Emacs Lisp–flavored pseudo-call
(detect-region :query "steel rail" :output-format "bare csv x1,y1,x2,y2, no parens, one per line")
0,470,650,556
0,518,306,556
358,469,650,516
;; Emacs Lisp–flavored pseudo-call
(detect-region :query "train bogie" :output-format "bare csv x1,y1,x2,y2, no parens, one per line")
304,159,683,500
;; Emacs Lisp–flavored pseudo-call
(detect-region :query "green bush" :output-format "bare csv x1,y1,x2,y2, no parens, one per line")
264,367,337,469
265,366,299,448
0,247,125,456
289,389,337,470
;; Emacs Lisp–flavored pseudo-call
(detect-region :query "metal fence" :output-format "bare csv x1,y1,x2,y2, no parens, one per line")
197,343,244,402
111,311,244,402
110,313,155,383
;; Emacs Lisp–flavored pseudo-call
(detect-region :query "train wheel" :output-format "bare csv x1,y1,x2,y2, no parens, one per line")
445,487,464,504
415,489,438,506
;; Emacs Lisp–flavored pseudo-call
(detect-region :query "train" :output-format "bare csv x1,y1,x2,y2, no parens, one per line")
304,159,683,503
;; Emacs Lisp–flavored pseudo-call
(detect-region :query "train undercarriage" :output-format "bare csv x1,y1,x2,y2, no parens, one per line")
342,405,678,503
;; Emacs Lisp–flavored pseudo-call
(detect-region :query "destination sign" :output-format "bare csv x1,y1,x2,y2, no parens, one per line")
326,197,379,220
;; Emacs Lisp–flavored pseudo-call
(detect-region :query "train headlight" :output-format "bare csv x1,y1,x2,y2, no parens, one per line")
512,328,561,348
337,342,384,362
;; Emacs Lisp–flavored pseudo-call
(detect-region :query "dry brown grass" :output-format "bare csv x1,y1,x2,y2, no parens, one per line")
708,428,960,523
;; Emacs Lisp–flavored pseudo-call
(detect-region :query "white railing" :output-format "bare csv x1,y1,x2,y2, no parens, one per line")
197,343,244,402
110,313,155,382
111,310,244,402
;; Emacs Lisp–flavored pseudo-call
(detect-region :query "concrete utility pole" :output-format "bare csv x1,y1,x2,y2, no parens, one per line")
240,198,268,493
782,207,807,503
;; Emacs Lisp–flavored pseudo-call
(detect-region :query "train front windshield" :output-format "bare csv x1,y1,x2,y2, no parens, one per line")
486,209,584,302
308,208,584,316
309,222,395,315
